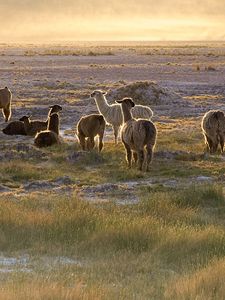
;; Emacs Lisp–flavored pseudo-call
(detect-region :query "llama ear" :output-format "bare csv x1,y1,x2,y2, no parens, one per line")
102,91,107,95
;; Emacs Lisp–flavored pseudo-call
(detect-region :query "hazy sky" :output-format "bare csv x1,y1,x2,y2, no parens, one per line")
0,0,224,42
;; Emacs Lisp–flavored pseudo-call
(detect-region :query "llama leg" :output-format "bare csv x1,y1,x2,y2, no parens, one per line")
123,142,132,168
113,125,119,144
137,150,144,171
205,135,213,153
87,137,95,151
3,107,11,122
146,145,153,172
210,136,219,154
133,152,138,164
212,141,219,154
219,135,224,154
78,133,86,150
98,133,104,152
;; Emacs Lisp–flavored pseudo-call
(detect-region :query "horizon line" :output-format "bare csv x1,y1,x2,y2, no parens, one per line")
0,40,225,45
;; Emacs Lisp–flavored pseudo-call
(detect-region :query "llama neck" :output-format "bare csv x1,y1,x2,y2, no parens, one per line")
46,108,54,125
23,119,32,131
48,107,53,118
121,104,133,123
95,95,110,115
48,114,59,135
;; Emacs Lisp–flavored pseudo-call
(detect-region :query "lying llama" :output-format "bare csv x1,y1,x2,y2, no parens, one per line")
2,121,26,135
19,115,47,136
77,114,105,152
0,87,12,122
90,90,153,144
34,113,60,148
117,98,157,171
201,110,225,154
19,105,62,136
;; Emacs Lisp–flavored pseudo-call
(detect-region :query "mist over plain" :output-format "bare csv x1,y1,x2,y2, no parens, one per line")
0,0,224,42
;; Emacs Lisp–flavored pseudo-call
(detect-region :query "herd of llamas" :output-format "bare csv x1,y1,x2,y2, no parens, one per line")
0,86,223,171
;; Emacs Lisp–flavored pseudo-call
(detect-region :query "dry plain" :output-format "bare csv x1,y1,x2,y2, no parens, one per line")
1,41,225,299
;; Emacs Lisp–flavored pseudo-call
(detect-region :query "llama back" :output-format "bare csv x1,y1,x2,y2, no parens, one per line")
34,130,59,148
122,119,156,150
131,105,153,120
202,110,221,131
78,114,105,137
23,119,47,136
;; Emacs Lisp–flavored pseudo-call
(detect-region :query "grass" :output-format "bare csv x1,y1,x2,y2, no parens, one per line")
0,120,224,188
165,258,225,299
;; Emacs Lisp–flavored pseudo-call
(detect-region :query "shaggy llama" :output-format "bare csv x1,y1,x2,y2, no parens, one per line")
201,110,225,154
77,114,105,152
117,98,157,171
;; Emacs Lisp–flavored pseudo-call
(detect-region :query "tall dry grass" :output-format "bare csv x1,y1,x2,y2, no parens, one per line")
1,185,225,299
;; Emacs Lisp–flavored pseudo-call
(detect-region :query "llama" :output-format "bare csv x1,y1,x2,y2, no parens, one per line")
34,113,60,148
19,105,62,136
90,90,153,144
0,87,12,122
201,110,225,154
19,115,47,136
77,114,105,152
117,98,157,171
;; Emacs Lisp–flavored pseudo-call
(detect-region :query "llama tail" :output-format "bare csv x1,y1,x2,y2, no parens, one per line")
206,111,222,130
214,111,225,137
214,111,224,120
143,121,157,147
98,115,106,128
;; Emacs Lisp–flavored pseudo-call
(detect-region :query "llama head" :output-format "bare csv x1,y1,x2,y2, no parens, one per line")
19,115,31,122
49,104,62,114
116,98,135,108
2,123,13,134
90,90,107,98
